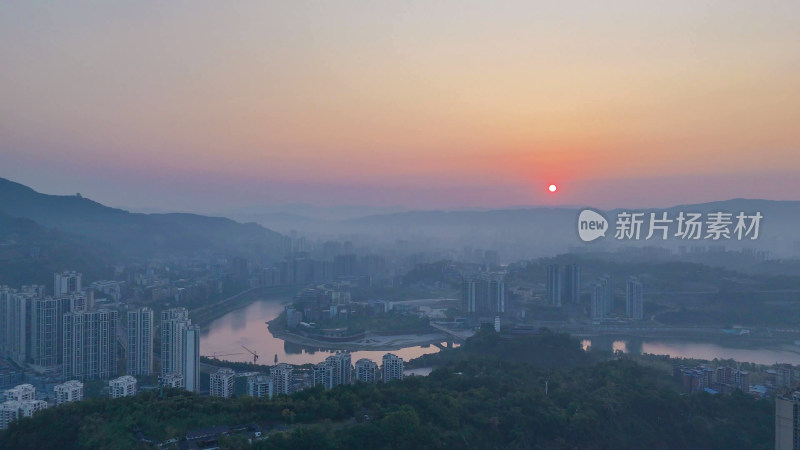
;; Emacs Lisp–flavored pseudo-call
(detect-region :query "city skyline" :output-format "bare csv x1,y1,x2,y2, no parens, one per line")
1,3,797,446
1,1,798,212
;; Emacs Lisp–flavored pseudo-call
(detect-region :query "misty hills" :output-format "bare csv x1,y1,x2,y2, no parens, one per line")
349,199,800,226
0,177,285,261
232,198,800,262
348,207,579,228
0,210,119,285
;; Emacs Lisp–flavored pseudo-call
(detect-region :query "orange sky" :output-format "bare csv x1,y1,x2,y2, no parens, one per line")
1,1,798,210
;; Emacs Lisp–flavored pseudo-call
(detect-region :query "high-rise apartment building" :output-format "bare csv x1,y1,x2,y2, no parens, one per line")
600,275,614,315
590,283,604,320
626,277,644,320
270,363,293,395
1,290,34,364
209,368,235,398
564,264,581,304
382,353,404,383
54,271,82,297
462,276,505,315
30,296,74,369
127,307,153,377
354,359,378,383
183,325,200,392
776,391,800,450
313,361,335,390
462,279,477,314
330,352,351,386
62,309,118,380
547,265,561,307
161,308,190,377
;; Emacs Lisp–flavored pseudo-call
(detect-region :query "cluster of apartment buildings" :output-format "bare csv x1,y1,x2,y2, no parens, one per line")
0,380,85,430
0,271,201,381
673,364,750,394
155,308,201,392
461,275,506,316
542,265,645,322
0,272,107,373
208,363,294,400
0,270,206,425
207,353,404,400
312,352,403,390
589,274,644,322
261,251,388,288
0,270,415,431
285,285,354,329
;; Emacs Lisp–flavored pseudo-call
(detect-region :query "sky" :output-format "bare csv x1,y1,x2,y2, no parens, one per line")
1,1,798,213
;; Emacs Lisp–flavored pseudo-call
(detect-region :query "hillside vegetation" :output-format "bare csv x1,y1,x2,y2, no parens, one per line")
0,330,773,449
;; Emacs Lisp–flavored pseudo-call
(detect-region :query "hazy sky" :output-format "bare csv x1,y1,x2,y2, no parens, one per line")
1,1,798,212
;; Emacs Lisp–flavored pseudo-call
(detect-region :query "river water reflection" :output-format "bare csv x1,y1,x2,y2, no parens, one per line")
202,299,800,367
201,298,443,365
581,338,800,365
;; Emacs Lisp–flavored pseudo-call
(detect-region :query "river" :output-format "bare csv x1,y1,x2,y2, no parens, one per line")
200,298,444,366
201,298,800,367
581,337,800,365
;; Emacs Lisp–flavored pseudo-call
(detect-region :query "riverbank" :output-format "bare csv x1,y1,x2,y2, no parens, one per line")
191,284,300,329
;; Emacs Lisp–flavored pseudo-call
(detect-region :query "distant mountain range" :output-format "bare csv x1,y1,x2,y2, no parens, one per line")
0,178,286,281
230,197,800,261
345,199,800,250
347,199,800,226
2,174,798,287
221,198,800,232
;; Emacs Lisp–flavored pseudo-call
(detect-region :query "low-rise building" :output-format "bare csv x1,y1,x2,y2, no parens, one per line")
354,359,378,383
210,368,235,398
3,384,36,402
0,400,48,430
109,375,137,399
160,372,184,389
247,375,273,399
0,401,21,430
54,380,84,405
19,400,47,418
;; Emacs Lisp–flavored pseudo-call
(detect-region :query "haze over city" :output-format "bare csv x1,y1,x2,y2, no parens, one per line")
5,2,800,449
2,1,799,212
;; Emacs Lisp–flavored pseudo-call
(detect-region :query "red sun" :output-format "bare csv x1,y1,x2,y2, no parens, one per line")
548,184,558,193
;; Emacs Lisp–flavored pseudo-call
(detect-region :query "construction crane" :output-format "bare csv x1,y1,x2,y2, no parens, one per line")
204,352,243,360
241,345,259,366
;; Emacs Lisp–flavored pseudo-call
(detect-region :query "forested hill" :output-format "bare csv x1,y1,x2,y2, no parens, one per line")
0,332,774,449
0,211,118,286
0,177,286,259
